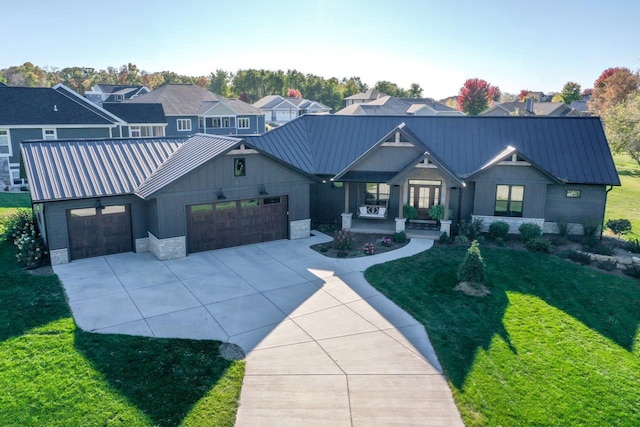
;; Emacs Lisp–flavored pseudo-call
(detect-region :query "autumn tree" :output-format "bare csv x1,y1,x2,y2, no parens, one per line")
590,67,640,113
582,88,593,97
556,81,582,105
286,88,302,98
457,78,500,115
603,91,640,166
518,90,532,101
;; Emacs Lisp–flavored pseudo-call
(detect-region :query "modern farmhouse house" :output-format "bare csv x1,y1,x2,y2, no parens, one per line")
22,115,619,265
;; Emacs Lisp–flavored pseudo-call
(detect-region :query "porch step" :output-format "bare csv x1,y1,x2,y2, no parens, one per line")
406,230,442,239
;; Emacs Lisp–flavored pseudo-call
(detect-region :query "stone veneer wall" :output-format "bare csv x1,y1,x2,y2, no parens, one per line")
135,237,150,253
290,219,311,240
0,157,10,188
472,215,545,234
50,248,69,265
148,232,186,260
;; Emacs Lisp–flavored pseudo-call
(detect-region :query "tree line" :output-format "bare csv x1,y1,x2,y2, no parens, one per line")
0,62,425,112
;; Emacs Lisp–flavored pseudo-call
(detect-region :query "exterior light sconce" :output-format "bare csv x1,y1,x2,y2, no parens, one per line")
217,188,226,200
259,184,268,195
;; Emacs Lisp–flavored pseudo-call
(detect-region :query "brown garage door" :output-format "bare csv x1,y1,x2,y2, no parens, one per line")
67,204,133,260
187,196,288,253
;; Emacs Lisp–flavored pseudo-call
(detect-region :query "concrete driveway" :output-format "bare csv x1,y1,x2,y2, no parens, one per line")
53,233,463,426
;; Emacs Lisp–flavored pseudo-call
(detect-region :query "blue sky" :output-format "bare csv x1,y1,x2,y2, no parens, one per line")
4,0,639,99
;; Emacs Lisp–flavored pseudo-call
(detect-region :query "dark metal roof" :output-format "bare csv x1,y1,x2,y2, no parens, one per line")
103,103,166,124
22,137,186,202
248,115,620,186
0,86,116,126
135,134,242,198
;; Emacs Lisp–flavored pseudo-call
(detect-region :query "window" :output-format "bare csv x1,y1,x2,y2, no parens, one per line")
216,201,235,210
365,183,390,205
238,118,250,129
130,126,141,138
191,204,213,213
234,158,246,177
43,129,56,140
263,197,281,205
177,119,192,132
222,117,230,128
114,94,124,102
566,190,582,198
69,207,97,217
241,199,259,207
130,125,164,138
494,185,524,217
102,205,126,215
0,130,9,154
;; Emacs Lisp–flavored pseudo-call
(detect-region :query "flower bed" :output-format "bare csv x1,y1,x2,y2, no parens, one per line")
311,232,409,258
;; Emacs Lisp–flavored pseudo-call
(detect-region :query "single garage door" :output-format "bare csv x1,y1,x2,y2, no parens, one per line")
187,196,288,253
67,204,133,260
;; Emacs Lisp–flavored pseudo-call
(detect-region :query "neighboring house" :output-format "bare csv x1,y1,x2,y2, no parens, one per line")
253,95,331,124
102,103,167,137
344,89,387,106
85,84,150,106
569,100,591,115
23,115,619,265
481,99,583,116
335,96,464,116
0,83,125,187
125,84,266,136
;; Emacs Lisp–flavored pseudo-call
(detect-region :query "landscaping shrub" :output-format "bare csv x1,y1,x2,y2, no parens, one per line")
623,264,640,279
557,220,571,237
526,237,552,253
488,221,509,240
363,242,375,255
457,240,486,284
333,229,353,250
606,218,632,236
0,208,33,241
439,232,450,244
583,222,600,239
461,219,483,241
597,260,618,271
627,239,640,254
317,222,340,234
378,236,392,247
565,250,592,265
402,204,417,220
427,204,445,221
336,251,348,258
15,228,47,267
392,231,407,243
583,242,615,256
454,235,470,246
518,223,542,242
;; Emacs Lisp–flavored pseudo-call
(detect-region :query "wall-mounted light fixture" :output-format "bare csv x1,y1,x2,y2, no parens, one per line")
259,184,268,195
217,188,226,200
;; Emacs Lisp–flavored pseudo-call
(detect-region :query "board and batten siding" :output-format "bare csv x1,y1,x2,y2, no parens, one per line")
149,152,312,238
544,184,607,224
471,164,553,218
43,195,147,251
352,146,422,172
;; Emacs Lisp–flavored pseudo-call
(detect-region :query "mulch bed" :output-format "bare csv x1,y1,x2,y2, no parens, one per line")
311,232,409,258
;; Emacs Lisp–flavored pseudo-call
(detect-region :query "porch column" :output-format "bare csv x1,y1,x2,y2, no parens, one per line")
398,184,404,218
344,182,350,213
440,185,452,235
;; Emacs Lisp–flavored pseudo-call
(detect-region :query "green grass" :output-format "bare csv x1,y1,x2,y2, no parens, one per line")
607,154,640,240
0,197,245,426
365,246,640,426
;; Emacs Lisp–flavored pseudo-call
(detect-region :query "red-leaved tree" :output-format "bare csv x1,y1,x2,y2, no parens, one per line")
590,67,640,113
457,78,500,115
518,90,530,101
287,88,302,98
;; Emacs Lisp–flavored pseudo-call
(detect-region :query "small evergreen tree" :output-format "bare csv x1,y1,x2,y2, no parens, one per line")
457,240,486,284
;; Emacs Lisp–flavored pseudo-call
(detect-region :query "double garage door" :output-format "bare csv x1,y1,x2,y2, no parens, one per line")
187,196,288,253
67,205,132,260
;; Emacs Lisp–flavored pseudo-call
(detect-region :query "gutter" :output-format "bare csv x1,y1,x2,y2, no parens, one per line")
601,185,614,240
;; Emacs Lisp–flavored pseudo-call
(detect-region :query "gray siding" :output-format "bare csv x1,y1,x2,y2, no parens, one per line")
151,153,312,238
471,165,552,218
352,146,421,172
311,181,345,223
43,195,147,251
56,127,111,139
544,184,607,224
9,128,42,164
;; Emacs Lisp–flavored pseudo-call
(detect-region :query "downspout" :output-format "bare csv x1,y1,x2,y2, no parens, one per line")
601,185,614,240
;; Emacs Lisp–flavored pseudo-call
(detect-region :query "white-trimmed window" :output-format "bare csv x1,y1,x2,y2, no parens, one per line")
238,118,250,129
130,126,141,138
43,129,57,140
177,119,192,132
0,130,10,155
494,185,524,217
130,125,165,137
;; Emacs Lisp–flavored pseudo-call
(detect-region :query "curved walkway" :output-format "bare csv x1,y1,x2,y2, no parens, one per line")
53,233,463,426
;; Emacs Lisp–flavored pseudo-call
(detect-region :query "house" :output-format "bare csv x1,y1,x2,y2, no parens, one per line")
335,96,464,116
0,83,125,187
22,115,619,265
125,84,266,136
253,95,331,124
85,84,151,106
102,103,167,137
481,99,583,116
344,89,387,106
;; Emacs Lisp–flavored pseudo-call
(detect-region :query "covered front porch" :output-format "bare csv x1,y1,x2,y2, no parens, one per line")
349,218,442,239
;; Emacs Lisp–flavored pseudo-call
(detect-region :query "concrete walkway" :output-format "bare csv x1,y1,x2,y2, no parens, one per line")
53,233,463,426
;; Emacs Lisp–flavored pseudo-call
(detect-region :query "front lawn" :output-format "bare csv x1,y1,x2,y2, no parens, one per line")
365,245,640,426
607,154,640,240
0,194,245,426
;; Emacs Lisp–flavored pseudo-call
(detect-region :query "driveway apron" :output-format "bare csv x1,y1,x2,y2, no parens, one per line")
53,233,463,426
